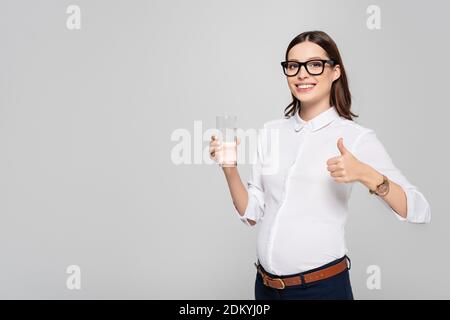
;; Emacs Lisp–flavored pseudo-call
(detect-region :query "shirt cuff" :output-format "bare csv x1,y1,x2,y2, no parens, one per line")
376,186,431,223
236,192,263,227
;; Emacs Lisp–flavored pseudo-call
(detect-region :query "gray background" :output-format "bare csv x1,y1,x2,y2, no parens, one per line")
0,0,448,299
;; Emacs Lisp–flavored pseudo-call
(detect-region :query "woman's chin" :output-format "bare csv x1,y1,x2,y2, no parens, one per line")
295,94,316,102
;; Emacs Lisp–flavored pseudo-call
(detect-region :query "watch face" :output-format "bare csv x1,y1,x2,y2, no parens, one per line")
378,184,388,193
377,180,389,196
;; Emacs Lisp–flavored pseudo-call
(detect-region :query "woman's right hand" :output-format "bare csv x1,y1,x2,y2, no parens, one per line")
209,135,222,162
209,135,241,164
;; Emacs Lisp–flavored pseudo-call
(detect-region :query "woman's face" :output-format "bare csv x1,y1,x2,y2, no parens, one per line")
286,41,340,107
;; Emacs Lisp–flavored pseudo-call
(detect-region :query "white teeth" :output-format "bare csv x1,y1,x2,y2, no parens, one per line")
297,84,315,89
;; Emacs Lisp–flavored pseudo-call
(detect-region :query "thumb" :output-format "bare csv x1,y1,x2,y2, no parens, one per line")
337,137,348,155
236,136,241,145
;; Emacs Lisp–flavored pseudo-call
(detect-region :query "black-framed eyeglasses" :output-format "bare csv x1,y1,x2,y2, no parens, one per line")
280,59,336,76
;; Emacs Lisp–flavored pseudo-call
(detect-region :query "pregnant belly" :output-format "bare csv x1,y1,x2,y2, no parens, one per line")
258,217,346,275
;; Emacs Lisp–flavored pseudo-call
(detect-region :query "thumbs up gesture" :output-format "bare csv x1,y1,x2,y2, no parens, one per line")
326,137,365,183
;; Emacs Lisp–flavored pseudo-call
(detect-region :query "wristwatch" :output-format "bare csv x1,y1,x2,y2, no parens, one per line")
369,174,390,196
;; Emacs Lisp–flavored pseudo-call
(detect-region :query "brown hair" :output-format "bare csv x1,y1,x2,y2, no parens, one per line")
283,30,358,121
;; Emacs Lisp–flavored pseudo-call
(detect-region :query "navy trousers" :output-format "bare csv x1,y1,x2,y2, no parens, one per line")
255,255,354,300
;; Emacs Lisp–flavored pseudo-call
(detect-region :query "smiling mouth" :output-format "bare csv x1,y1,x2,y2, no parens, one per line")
295,83,316,92
295,83,316,89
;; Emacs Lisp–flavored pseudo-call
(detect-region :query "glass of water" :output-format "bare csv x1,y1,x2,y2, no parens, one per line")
215,115,238,167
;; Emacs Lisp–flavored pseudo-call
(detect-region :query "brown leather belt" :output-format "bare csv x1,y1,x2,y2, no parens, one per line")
255,258,350,290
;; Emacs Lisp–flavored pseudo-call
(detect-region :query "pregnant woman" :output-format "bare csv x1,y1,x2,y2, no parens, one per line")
209,30,431,300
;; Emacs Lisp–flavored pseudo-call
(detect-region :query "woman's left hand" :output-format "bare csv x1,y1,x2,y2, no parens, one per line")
326,138,366,183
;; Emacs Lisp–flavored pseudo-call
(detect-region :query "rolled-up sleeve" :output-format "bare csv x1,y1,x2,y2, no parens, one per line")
236,127,266,227
352,129,431,224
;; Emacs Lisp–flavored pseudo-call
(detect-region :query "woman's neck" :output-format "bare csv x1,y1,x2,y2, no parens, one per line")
299,101,333,122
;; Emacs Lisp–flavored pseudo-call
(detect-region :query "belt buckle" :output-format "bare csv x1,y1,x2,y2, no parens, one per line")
264,276,285,290
255,262,286,290
271,278,286,290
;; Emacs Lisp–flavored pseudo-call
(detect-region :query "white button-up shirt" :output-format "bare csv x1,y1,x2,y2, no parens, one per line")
238,106,431,276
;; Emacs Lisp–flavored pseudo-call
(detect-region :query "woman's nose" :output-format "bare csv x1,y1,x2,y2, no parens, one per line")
297,65,309,78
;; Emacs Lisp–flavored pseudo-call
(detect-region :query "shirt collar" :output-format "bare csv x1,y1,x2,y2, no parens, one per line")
293,106,340,132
